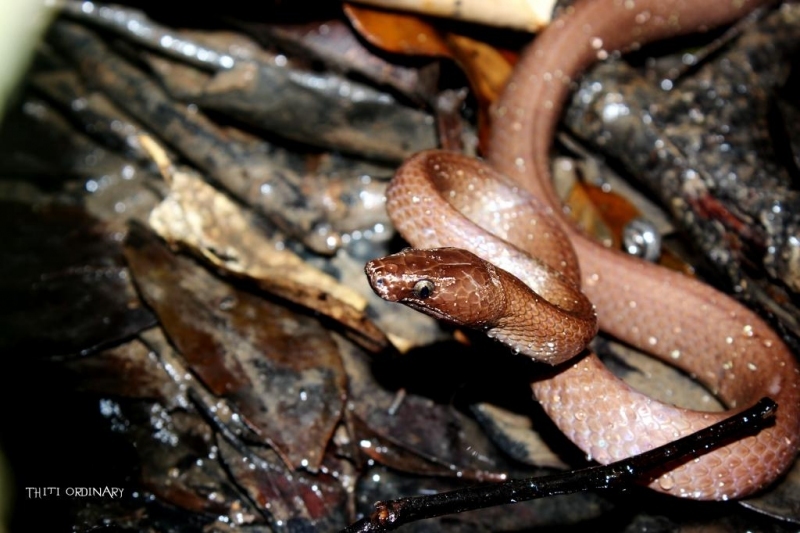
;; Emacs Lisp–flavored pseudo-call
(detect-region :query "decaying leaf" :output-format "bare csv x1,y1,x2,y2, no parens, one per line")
218,439,349,530
6,2,800,531
65,337,183,406
124,225,347,472
144,137,388,352
0,200,156,358
120,403,254,520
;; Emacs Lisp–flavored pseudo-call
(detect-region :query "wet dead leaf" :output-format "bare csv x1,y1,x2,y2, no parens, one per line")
118,402,258,520
349,413,504,481
123,224,347,471
0,200,156,357
564,182,622,250
144,139,387,352
218,439,349,530
566,181,696,275
338,335,506,479
65,337,182,405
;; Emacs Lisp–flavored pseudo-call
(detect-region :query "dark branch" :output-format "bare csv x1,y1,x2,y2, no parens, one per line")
342,398,777,532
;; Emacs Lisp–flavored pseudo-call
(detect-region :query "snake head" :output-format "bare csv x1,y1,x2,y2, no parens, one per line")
364,247,505,327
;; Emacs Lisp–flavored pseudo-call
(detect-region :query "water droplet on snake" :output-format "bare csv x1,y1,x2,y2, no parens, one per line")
658,474,675,491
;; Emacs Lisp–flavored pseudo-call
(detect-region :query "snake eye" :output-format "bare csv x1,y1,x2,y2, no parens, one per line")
412,279,435,299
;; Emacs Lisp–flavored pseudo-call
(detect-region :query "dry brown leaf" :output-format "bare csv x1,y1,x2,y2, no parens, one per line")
567,181,695,275
343,2,451,57
446,34,513,107
445,33,514,148
143,136,363,309
140,136,387,351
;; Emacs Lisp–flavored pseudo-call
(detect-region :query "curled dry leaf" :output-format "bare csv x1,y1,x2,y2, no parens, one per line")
343,3,451,57
445,34,513,108
444,33,514,147
553,156,694,275
144,137,387,352
344,4,517,147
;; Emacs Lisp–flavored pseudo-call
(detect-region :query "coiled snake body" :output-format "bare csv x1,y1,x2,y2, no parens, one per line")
366,0,800,499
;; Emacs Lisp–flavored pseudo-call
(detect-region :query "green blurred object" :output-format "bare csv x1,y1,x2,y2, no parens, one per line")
0,0,56,122
0,4,56,529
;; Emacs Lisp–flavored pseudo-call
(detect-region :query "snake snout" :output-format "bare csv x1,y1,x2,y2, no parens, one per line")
364,259,399,301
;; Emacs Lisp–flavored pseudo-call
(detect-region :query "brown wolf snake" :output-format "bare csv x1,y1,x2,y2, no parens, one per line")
365,0,800,499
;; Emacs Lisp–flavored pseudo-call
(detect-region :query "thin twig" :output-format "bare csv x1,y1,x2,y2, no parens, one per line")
343,398,777,532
